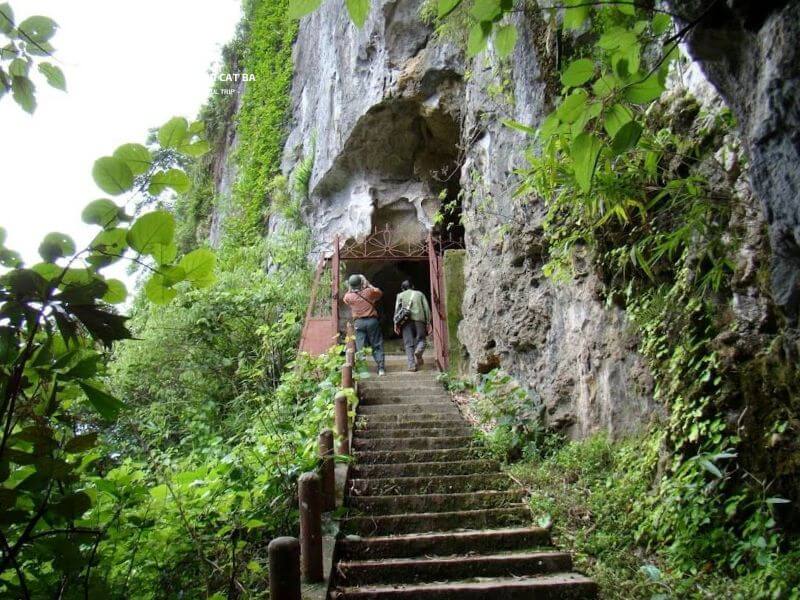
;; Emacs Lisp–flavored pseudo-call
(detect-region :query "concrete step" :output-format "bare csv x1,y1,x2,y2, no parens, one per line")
357,402,458,415
355,447,481,464
354,425,472,439
337,551,573,586
351,459,500,479
347,490,526,514
341,506,531,536
339,527,553,560
331,573,598,599
349,473,512,495
360,394,451,406
358,403,458,416
353,435,474,452
355,414,458,427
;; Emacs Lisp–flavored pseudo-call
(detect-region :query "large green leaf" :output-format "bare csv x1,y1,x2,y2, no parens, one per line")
151,242,177,266
493,24,517,59
556,88,588,124
18,15,58,43
652,13,672,36
113,143,152,176
144,274,177,305
288,0,322,19
157,116,189,149
178,139,210,157
0,3,14,35
11,75,35,113
616,0,636,15
560,58,594,88
603,103,632,137
597,27,637,51
102,279,127,304
82,199,125,228
611,120,643,154
37,62,65,91
92,156,134,196
38,232,75,263
571,132,603,193
470,0,501,22
78,381,125,420
624,73,664,104
438,0,462,18
88,227,127,267
345,0,370,27
564,0,589,30
126,210,175,254
9,58,28,77
148,169,191,195
467,22,492,57
70,305,131,346
179,248,216,288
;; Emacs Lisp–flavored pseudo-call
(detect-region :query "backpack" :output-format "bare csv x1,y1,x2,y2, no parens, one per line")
393,293,412,328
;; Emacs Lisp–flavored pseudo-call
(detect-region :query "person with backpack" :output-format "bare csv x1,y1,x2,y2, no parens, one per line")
394,280,432,372
343,274,386,376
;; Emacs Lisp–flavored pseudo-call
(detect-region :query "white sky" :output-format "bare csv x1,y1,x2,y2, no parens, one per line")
0,0,242,271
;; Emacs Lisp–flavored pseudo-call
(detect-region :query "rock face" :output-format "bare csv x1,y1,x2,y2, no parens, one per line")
667,0,800,321
283,1,660,438
282,0,464,253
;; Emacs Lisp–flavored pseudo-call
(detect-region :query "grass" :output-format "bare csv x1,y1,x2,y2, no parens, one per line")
506,434,797,599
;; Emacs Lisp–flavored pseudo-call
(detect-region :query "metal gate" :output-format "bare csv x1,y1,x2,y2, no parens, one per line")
299,228,461,371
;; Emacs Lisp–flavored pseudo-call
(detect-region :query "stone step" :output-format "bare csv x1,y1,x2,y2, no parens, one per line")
349,472,512,495
352,435,474,452
358,402,459,415
337,551,573,586
354,425,472,439
356,413,457,426
331,573,598,599
347,490,525,514
355,447,480,464
358,384,445,395
360,394,451,406
351,459,500,479
339,527,552,560
341,506,531,536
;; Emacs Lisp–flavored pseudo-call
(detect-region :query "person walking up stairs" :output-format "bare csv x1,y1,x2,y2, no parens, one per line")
329,356,598,599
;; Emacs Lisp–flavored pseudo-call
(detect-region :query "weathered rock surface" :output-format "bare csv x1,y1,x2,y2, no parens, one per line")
667,0,800,321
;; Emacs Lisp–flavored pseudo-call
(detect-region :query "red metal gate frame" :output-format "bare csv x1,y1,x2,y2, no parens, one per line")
299,228,461,371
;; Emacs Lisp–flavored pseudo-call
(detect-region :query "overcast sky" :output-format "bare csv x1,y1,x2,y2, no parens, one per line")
0,0,242,269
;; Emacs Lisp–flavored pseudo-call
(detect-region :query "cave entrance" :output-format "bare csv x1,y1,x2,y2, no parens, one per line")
298,229,458,370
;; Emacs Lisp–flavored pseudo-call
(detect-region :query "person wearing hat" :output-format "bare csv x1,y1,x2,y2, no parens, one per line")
343,274,386,376
393,280,432,371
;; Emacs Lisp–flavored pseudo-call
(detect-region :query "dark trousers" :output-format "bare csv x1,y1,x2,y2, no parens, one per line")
401,320,427,368
354,317,385,370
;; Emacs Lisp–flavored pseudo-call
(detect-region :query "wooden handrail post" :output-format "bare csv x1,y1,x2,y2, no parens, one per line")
334,391,350,456
298,472,323,582
268,537,301,600
342,363,353,388
318,429,335,512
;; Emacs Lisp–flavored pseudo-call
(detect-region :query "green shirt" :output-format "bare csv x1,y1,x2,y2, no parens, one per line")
395,289,431,324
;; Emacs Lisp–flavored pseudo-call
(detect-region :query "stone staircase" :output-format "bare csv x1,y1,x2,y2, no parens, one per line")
329,355,597,599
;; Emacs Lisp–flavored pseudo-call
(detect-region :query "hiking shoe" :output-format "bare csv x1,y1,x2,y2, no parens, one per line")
378,369,386,376
407,366,417,372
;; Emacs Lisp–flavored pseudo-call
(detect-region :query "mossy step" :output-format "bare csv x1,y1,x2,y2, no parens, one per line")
349,472,512,495
337,551,573,586
354,425,471,439
359,394,451,406
358,384,445,395
340,506,531,536
331,573,598,599
347,490,525,514
355,447,481,464
353,435,474,452
358,403,459,415
339,527,552,560
351,460,500,479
